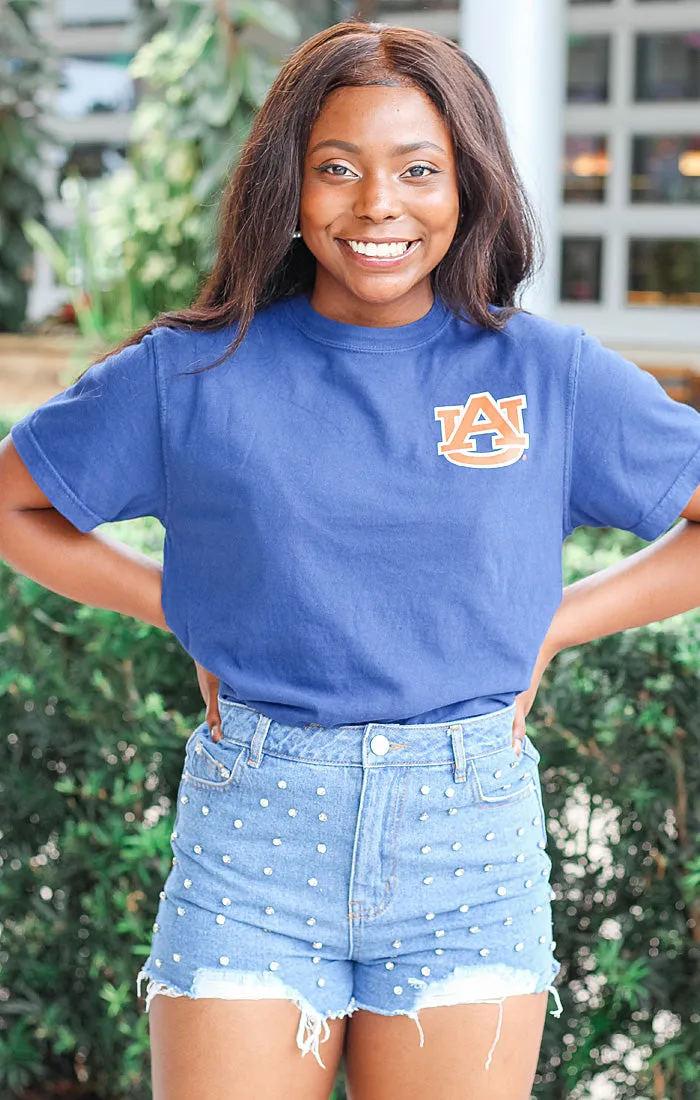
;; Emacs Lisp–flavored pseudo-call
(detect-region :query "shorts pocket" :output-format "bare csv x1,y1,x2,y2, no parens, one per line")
470,734,539,807
182,724,246,790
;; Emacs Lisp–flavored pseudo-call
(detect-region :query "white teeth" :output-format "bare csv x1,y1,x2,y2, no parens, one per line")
346,240,412,258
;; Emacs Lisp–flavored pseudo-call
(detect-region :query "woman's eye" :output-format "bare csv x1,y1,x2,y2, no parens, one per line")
403,164,438,178
317,164,356,177
315,163,438,179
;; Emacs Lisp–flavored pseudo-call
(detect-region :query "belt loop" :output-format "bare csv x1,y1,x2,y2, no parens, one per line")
450,725,467,783
248,713,271,768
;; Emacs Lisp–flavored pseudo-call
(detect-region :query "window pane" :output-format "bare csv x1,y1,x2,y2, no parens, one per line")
378,0,458,8
561,238,603,301
57,144,128,191
631,135,700,202
563,135,610,202
628,239,700,306
57,56,136,118
635,34,700,101
567,36,610,103
57,0,135,25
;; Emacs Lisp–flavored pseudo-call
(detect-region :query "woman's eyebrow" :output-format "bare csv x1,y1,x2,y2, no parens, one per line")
308,139,447,156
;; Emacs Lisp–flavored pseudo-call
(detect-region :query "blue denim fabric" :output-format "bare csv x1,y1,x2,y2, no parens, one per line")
137,697,563,1069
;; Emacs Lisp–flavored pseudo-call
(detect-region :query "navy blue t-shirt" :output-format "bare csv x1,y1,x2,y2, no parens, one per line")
10,293,700,725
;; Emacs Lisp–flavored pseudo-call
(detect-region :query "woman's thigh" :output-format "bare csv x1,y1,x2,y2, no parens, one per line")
149,995,346,1100
344,992,548,1100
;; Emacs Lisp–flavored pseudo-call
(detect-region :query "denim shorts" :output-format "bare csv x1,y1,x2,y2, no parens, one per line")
136,696,563,1069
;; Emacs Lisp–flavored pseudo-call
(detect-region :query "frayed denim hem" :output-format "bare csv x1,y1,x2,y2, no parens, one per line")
137,965,563,1072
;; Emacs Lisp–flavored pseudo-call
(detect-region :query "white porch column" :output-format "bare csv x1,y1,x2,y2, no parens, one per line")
460,0,565,318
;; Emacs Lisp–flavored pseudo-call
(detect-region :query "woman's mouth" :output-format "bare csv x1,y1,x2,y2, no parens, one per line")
337,238,422,267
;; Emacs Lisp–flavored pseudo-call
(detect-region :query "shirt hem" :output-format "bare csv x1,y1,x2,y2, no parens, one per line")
627,440,700,541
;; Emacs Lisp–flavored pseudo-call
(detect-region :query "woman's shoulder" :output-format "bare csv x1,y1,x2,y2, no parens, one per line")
151,298,586,372
484,304,582,346
467,304,584,374
152,297,295,359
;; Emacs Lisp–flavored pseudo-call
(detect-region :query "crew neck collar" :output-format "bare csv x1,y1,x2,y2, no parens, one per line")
283,291,453,352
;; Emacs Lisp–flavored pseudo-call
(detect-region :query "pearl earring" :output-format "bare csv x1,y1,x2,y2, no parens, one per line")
292,230,302,239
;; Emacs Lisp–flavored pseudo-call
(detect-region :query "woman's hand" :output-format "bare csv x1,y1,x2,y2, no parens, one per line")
511,640,559,754
195,661,223,742
195,648,557,751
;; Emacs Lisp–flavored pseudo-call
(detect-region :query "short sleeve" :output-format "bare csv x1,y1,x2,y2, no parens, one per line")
10,330,167,533
566,331,700,541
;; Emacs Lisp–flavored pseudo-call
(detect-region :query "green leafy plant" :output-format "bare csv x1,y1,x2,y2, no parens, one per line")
533,525,700,1099
22,0,299,348
0,0,60,331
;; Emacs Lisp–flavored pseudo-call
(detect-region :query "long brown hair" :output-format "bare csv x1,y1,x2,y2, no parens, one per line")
90,19,540,376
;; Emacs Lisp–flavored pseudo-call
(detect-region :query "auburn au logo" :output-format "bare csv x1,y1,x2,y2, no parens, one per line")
434,391,529,468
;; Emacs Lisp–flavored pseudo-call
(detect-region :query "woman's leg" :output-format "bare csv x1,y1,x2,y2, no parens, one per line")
343,992,548,1100
149,995,346,1100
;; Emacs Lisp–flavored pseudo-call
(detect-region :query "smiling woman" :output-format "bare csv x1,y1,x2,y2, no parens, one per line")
80,16,536,363
4,14,700,1100
300,87,461,325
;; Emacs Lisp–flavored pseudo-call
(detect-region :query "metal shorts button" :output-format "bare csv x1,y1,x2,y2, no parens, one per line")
370,734,390,756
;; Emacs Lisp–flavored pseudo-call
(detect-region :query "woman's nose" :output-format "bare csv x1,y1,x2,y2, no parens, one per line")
352,173,404,222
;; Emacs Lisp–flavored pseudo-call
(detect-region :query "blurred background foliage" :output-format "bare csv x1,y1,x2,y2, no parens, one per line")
0,0,58,333
22,0,299,348
1,408,698,1099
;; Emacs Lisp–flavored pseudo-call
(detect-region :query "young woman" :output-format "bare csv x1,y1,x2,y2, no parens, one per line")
3,18,700,1100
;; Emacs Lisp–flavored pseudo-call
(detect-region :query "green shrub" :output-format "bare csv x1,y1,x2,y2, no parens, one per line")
0,0,59,332
1,408,698,1096
536,564,700,1099
0,515,196,1095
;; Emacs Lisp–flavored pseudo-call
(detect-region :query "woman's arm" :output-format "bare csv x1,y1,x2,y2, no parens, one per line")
547,515,700,657
514,498,700,746
0,437,169,632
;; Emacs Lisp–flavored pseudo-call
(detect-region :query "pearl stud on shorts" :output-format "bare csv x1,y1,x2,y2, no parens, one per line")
137,698,562,1073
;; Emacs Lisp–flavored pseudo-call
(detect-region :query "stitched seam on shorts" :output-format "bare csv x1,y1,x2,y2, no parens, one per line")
210,744,458,768
181,771,238,792
217,701,517,733
349,768,407,920
472,771,537,807
181,748,246,792
349,878,391,920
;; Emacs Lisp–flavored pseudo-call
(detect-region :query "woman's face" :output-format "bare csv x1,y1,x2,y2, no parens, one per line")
299,83,460,326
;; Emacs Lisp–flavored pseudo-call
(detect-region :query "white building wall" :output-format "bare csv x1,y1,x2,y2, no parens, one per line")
26,2,139,323
392,0,700,356
460,0,565,320
554,0,700,354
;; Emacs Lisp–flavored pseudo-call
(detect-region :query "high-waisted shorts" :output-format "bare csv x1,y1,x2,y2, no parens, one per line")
136,697,563,1069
